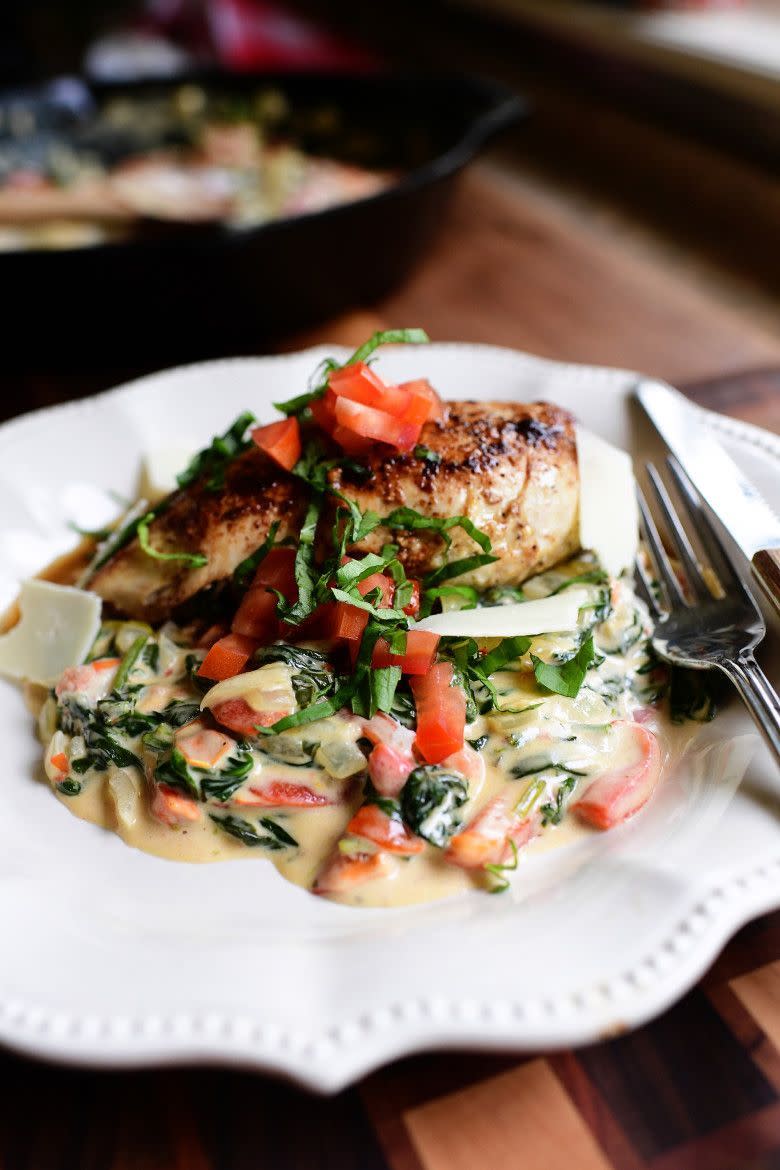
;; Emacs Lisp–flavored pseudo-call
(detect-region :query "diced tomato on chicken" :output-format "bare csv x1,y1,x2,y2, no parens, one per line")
347,804,424,855
411,662,466,763
334,397,420,454
397,378,444,423
313,849,395,895
441,743,486,788
572,722,662,830
151,783,201,827
368,741,415,797
231,547,297,642
198,632,258,681
446,796,538,870
250,417,301,471
372,629,439,676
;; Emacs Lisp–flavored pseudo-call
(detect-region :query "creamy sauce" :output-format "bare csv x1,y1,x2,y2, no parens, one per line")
33,553,696,908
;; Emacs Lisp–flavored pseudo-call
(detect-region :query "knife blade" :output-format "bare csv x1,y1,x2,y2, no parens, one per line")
635,379,780,614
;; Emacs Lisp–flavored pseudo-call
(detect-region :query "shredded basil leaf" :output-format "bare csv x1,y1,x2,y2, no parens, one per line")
414,444,441,463
532,633,597,698
137,513,207,568
176,411,256,492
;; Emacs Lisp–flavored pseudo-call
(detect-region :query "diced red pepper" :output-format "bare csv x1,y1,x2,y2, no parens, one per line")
250,417,301,471
198,633,258,681
446,795,538,870
211,697,290,737
347,804,424,855
368,742,415,797
313,850,394,895
235,781,333,807
572,723,662,830
410,662,466,763
372,629,439,675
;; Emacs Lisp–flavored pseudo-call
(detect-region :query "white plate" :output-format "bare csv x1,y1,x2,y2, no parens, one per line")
0,344,778,1092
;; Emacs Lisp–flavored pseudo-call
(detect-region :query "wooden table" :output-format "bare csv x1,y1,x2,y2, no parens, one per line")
1,163,778,1169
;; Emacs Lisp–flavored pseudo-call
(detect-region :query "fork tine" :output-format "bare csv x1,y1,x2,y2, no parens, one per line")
636,483,688,609
634,559,663,619
645,463,710,602
665,455,758,605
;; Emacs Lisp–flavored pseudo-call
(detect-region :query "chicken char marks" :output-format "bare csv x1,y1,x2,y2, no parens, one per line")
90,446,307,622
330,400,579,588
91,400,579,622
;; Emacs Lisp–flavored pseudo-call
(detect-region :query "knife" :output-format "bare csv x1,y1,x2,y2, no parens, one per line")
635,379,780,614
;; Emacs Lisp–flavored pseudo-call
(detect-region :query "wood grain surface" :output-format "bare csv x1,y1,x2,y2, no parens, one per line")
0,161,778,1169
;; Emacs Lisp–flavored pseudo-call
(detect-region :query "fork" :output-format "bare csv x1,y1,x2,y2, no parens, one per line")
636,455,780,767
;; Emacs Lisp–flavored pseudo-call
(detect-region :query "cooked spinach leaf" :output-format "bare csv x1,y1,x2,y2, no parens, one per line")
532,633,597,699
209,813,298,849
541,776,578,825
400,765,469,847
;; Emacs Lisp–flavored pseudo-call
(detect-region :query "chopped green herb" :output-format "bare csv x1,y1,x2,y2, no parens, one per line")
112,634,148,693
56,778,82,796
137,513,207,568
413,444,441,463
468,734,488,751
485,839,519,893
176,411,256,492
532,633,597,699
541,776,578,825
209,813,298,849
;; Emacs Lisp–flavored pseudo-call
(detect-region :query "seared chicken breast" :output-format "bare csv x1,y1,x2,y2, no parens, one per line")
331,400,579,589
90,447,307,622
91,400,579,620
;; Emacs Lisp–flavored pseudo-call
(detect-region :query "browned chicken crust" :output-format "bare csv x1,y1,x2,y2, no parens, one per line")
91,400,579,620
90,446,307,621
330,400,579,588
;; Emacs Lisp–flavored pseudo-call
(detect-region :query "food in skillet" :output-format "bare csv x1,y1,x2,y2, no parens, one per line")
0,84,389,252
0,331,719,906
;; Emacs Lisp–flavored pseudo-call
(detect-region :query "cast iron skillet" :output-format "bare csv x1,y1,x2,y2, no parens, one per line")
3,71,525,359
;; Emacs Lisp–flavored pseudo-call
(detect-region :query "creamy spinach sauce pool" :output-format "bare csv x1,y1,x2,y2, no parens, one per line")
37,555,712,907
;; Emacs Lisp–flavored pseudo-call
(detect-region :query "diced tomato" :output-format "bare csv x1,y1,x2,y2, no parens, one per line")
250,417,301,471
232,547,297,642
368,742,415,797
176,723,234,769
357,572,395,608
330,601,368,649
231,587,278,640
328,361,392,405
235,781,333,808
402,579,421,618
309,393,337,436
313,849,395,895
572,723,662,830
334,396,421,454
211,697,291,737
151,784,201,827
446,796,538,870
197,633,258,681
411,662,466,763
331,424,375,456
347,804,424,855
372,629,439,676
398,378,444,423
